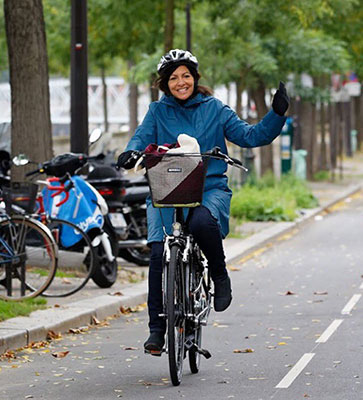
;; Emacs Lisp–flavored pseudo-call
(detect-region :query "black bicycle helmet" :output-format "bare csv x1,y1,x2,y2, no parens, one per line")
157,49,198,75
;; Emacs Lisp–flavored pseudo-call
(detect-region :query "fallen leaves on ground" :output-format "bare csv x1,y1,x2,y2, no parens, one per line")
109,291,124,296
91,316,110,327
1,350,16,361
120,306,132,315
27,341,49,349
282,290,296,296
124,346,138,351
51,351,70,358
313,291,328,295
47,330,62,340
69,326,89,334
233,348,254,353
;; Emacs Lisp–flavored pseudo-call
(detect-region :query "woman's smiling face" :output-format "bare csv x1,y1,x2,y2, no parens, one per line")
168,65,195,100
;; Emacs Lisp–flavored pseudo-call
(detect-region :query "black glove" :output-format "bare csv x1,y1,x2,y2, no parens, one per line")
272,81,289,116
116,150,140,170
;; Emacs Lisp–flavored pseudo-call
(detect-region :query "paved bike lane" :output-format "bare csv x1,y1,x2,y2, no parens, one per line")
1,189,362,400
1,155,363,355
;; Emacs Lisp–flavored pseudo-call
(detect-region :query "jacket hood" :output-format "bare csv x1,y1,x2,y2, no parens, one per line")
159,92,213,108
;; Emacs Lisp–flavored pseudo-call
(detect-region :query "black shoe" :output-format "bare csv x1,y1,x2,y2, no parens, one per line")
144,332,165,356
214,276,232,312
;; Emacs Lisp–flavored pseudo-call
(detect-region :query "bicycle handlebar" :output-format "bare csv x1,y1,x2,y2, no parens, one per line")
132,146,248,171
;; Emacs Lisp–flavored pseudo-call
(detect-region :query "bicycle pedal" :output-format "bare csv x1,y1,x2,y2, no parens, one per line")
198,348,212,359
144,348,164,357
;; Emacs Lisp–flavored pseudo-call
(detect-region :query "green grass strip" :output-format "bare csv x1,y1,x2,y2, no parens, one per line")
0,298,47,322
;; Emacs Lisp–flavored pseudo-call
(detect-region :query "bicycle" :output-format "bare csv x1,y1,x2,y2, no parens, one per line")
136,146,246,386
31,176,96,297
0,182,58,300
1,175,96,298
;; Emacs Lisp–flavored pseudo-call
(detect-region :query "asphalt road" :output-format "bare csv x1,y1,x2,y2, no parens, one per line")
1,193,363,400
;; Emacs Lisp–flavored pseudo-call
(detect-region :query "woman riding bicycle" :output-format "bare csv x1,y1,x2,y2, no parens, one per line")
117,49,289,355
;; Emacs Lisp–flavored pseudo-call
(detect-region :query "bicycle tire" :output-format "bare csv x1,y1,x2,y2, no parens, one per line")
0,216,57,300
42,218,96,297
167,244,185,386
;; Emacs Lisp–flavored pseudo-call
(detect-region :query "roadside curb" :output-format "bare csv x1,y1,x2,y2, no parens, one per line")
0,184,361,355
0,281,147,354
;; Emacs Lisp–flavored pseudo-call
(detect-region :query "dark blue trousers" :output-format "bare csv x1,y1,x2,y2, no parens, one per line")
148,206,227,333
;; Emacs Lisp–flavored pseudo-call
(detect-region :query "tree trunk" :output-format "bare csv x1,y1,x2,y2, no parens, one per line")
328,102,337,181
294,99,303,150
226,83,230,107
128,62,138,138
235,80,243,118
251,80,273,176
235,80,244,185
353,94,362,151
4,0,52,180
343,100,352,157
337,102,344,179
101,66,108,132
164,0,174,52
299,101,315,180
319,102,328,170
150,73,159,102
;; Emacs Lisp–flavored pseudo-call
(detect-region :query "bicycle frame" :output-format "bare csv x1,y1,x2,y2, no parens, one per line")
140,147,245,384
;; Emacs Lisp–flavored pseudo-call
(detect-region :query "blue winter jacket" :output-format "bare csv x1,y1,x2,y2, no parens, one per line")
125,93,286,243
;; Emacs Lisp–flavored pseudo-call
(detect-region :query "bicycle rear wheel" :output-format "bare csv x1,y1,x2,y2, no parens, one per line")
42,218,96,297
0,216,57,300
167,244,186,386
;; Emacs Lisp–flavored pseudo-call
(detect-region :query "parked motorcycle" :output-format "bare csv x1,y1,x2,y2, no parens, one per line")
0,150,10,188
87,153,150,266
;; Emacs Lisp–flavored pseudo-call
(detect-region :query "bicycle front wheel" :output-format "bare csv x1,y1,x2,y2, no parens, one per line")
0,216,57,300
42,218,96,297
167,244,186,386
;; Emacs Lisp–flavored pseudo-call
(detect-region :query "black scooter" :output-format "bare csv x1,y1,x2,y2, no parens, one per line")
87,153,150,266
0,150,10,188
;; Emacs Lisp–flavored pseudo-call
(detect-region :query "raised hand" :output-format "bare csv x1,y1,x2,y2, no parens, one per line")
272,81,289,116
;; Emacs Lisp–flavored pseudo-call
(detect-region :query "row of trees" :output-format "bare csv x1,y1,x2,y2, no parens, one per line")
0,0,362,179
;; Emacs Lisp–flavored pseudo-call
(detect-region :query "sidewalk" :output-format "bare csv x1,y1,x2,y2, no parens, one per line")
1,154,363,354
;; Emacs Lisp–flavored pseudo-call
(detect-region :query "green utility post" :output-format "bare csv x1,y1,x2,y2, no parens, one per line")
281,117,293,174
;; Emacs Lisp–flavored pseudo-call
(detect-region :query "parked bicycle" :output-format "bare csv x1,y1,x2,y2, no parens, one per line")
16,152,118,289
31,176,96,297
0,182,58,300
133,146,246,386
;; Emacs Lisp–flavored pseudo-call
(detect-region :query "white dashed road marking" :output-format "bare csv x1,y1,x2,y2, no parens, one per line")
315,319,344,343
341,294,362,315
275,353,315,389
359,282,363,290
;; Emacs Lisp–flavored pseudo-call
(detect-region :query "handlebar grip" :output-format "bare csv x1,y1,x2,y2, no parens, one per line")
59,174,69,184
230,157,243,166
25,169,40,177
64,181,74,192
207,146,221,156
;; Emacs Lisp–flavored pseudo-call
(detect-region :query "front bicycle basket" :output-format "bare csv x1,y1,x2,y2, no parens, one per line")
3,182,38,215
145,154,208,208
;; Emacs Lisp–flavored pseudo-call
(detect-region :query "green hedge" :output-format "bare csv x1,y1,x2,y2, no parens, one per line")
230,173,318,222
